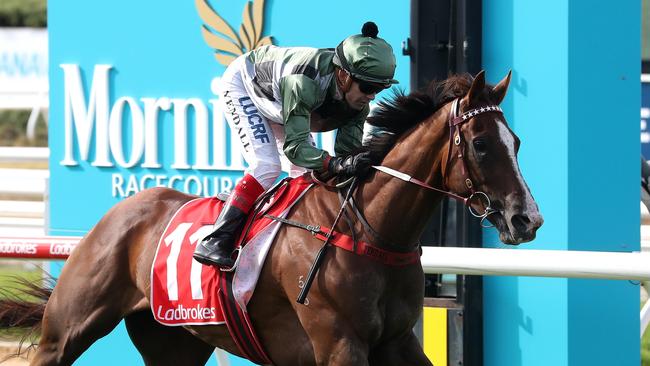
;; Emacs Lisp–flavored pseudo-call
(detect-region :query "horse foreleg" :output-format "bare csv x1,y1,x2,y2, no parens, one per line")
295,309,369,366
321,337,370,366
124,311,215,366
368,332,433,366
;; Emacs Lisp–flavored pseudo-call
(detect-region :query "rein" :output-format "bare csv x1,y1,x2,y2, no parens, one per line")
296,177,358,304
373,98,503,227
277,98,506,304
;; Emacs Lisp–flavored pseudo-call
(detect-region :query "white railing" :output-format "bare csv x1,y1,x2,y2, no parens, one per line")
0,147,48,164
0,167,47,236
421,246,650,338
421,247,650,280
0,168,48,198
0,147,47,236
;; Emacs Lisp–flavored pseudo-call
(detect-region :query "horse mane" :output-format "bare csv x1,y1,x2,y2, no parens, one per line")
367,73,478,136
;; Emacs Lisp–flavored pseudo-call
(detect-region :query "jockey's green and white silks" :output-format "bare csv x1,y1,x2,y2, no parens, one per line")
237,45,367,170
220,55,312,189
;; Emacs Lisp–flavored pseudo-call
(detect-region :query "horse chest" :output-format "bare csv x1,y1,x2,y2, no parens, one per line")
339,266,424,342
383,294,422,331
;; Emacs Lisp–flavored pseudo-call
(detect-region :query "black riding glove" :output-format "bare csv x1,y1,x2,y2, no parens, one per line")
327,151,375,177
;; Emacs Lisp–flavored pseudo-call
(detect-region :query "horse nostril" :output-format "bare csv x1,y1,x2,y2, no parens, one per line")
511,214,530,233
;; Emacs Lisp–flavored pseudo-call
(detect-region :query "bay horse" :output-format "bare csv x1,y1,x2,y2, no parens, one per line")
1,70,542,365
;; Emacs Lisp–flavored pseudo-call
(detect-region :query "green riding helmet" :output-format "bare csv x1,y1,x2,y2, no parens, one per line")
333,21,399,86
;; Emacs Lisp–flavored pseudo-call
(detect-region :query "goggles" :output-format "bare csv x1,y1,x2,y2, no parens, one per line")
354,78,388,95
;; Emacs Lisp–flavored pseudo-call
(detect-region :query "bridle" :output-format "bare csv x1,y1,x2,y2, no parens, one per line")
293,97,513,302
292,98,504,300
373,97,503,227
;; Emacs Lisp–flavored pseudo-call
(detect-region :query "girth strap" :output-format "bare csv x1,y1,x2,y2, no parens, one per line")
314,227,421,266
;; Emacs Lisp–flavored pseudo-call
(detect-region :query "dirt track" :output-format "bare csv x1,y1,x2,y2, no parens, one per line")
0,342,30,365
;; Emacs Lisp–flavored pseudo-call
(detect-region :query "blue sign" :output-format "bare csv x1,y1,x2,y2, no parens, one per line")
48,0,408,364
642,77,650,159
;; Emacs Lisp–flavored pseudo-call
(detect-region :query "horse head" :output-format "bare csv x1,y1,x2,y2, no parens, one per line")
443,70,543,244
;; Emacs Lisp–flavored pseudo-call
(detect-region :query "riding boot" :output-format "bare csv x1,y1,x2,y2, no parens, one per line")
193,200,247,268
193,175,265,268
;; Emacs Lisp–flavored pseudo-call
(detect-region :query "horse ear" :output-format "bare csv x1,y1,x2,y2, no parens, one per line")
491,70,512,105
465,70,486,104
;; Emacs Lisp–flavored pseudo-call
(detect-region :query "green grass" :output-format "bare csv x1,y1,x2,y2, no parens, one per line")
0,111,48,148
0,0,46,27
0,266,43,298
0,265,45,342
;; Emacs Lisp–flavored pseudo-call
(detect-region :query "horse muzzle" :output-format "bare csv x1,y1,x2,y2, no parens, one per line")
499,209,543,245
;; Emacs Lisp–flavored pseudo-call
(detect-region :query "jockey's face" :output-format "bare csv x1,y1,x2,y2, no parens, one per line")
345,79,386,110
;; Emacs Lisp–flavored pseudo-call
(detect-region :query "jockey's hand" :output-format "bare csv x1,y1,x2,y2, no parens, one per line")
327,151,375,177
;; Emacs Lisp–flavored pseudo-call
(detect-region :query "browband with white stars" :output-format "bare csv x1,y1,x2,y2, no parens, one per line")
451,105,503,126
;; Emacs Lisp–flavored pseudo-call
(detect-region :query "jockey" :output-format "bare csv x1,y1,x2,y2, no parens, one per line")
193,22,398,268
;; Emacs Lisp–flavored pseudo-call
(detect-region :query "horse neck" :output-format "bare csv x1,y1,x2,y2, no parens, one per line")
357,103,453,248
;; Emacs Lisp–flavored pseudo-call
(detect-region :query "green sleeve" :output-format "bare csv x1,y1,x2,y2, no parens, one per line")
334,105,369,157
281,75,330,170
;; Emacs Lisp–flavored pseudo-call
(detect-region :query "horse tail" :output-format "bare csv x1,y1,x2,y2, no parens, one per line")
0,274,54,359
0,275,53,328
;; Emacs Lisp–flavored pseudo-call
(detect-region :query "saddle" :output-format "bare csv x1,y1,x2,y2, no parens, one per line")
150,173,420,364
150,174,315,364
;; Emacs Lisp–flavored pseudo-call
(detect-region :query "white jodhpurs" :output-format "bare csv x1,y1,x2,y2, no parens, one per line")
219,56,311,190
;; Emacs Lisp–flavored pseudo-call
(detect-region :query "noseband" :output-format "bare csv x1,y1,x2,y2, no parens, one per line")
373,98,503,227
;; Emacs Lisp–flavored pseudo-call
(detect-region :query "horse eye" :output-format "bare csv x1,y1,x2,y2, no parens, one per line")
473,139,487,155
